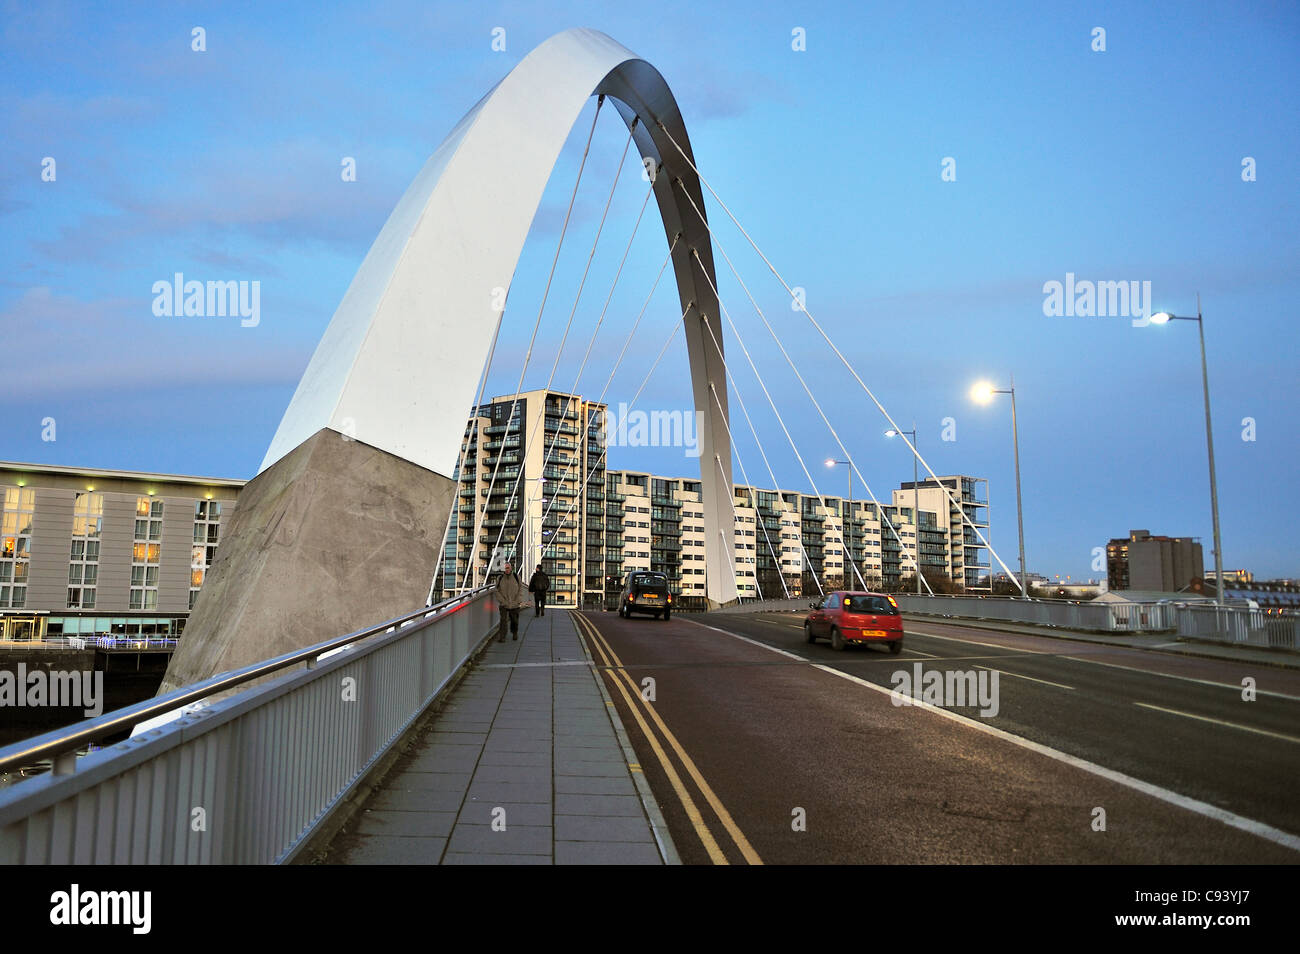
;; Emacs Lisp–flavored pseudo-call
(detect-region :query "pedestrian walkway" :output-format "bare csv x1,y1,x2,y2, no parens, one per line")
324,610,673,864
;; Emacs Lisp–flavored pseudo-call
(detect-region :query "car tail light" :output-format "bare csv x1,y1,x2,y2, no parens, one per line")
628,594,635,602
667,594,673,603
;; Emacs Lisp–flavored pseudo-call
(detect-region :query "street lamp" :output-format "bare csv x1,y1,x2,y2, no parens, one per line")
885,426,922,595
971,376,1028,597
1145,297,1224,606
824,458,861,589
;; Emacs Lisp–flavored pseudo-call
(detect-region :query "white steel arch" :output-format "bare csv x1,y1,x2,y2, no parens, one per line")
261,28,737,605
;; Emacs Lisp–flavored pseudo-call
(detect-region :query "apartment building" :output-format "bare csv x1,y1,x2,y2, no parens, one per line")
0,461,241,640
896,476,991,591
437,389,608,606
428,391,994,604
585,473,986,605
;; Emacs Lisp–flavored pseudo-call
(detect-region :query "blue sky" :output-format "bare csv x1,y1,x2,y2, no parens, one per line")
2,0,1297,581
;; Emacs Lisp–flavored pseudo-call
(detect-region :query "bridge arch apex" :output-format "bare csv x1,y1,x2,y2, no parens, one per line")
261,28,737,606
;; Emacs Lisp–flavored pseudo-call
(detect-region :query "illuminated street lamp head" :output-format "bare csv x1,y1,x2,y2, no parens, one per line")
970,381,997,404
824,458,836,468
1149,312,1173,325
884,429,899,438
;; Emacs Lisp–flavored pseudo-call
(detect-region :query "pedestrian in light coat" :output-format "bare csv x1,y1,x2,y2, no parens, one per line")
494,562,529,641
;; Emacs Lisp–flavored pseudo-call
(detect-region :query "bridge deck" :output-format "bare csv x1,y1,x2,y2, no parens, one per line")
322,610,669,864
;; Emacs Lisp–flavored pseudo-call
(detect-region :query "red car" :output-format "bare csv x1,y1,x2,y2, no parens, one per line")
805,591,904,653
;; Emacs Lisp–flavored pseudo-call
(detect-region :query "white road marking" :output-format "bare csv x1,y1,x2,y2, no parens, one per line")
689,616,1300,854
1060,655,1300,703
906,627,1053,655
978,666,1074,691
1134,702,1300,745
816,666,1300,853
908,625,1300,703
685,619,808,661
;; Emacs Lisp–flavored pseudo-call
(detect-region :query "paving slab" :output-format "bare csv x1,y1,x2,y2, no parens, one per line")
325,610,669,865
554,841,664,865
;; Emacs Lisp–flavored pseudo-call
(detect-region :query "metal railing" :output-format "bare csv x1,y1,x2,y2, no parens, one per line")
1176,604,1299,650
892,594,1122,630
0,636,179,651
0,585,497,864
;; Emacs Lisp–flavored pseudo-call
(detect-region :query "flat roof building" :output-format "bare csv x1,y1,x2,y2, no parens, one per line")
0,461,241,640
1106,529,1204,592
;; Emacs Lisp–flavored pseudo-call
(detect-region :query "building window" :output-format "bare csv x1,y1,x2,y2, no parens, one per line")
1,487,35,609
67,492,103,609
190,500,222,608
130,497,163,610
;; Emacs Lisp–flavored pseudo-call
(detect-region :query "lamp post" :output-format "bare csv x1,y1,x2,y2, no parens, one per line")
971,377,1027,597
885,425,922,595
1148,298,1224,606
824,458,860,589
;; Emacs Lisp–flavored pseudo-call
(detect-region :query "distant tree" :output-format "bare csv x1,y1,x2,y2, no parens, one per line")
991,577,1028,597
903,570,961,595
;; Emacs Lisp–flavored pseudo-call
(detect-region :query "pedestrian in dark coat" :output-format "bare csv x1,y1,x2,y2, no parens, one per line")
528,564,550,617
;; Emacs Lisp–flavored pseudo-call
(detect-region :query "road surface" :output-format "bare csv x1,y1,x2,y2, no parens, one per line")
573,609,1300,865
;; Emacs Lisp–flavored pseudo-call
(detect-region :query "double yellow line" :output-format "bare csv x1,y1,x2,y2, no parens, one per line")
574,612,762,866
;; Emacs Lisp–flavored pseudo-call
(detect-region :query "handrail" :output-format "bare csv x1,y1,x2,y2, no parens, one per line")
0,585,492,775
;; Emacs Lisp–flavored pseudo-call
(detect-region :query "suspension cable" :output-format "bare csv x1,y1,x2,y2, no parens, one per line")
689,249,865,591
696,312,828,596
686,225,930,595
704,383,786,599
657,121,1018,594
428,308,505,601
514,131,652,555
492,105,632,564
544,301,690,546
464,94,605,588
534,234,679,534
712,453,759,599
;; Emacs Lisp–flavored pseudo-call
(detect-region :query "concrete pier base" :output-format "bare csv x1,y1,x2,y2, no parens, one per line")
159,428,455,695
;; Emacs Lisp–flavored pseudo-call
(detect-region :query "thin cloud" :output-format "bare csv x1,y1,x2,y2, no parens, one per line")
1,286,310,398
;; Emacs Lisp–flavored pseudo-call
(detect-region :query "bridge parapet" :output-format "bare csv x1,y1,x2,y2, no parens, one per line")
0,587,496,864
